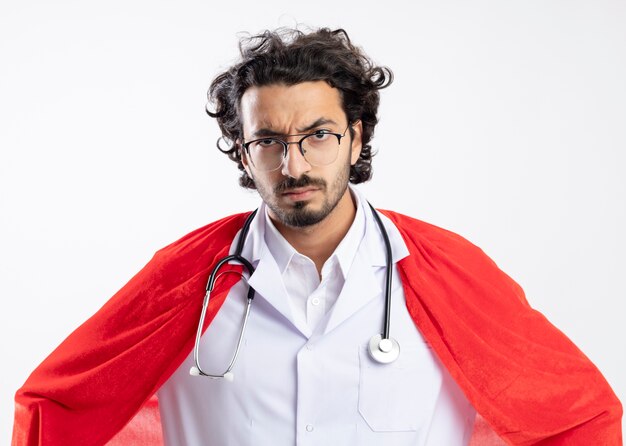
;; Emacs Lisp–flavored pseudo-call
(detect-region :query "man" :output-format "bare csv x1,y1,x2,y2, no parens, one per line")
13,27,622,445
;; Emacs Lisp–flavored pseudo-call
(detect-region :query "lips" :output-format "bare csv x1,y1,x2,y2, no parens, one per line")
281,187,319,200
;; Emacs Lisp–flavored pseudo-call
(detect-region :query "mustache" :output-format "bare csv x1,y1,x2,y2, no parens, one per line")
274,175,326,194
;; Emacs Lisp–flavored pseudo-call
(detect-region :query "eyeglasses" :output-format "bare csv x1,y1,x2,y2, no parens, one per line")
242,123,354,172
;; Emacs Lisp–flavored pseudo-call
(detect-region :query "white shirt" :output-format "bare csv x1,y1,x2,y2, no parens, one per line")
158,188,476,445
262,189,365,335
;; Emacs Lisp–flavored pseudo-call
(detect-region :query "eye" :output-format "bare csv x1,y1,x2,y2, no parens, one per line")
311,130,332,140
256,138,280,147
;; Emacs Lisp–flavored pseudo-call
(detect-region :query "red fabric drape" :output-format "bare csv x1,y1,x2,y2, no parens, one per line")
13,211,622,445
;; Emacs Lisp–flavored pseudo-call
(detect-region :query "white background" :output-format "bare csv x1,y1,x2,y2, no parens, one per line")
1,0,625,441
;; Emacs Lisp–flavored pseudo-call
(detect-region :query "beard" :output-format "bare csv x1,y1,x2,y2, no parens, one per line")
253,162,351,228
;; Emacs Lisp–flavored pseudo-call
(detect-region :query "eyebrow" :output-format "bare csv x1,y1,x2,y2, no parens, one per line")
251,118,339,138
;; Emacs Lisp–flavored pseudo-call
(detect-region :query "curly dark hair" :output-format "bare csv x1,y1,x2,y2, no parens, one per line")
206,27,393,189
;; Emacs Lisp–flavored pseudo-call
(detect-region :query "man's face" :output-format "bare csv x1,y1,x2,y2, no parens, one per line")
239,81,362,228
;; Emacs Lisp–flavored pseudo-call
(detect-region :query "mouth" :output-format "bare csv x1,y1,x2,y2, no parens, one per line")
281,187,320,201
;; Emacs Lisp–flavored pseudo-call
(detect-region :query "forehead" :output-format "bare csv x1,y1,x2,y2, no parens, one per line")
239,81,345,135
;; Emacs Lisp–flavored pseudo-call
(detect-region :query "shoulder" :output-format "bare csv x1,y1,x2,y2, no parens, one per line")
378,209,482,255
106,212,253,298
153,212,252,263
379,209,527,302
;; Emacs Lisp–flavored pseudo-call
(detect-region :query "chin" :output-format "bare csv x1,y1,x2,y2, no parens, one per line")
274,202,330,228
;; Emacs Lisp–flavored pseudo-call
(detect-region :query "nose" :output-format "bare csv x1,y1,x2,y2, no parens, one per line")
281,142,311,179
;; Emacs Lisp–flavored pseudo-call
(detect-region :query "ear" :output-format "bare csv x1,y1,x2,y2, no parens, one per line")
349,120,363,166
238,139,253,178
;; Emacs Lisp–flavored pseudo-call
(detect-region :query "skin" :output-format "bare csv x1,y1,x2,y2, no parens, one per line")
239,81,363,274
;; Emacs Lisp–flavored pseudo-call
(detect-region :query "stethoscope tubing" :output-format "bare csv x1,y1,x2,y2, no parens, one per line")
191,211,257,378
191,204,398,378
368,203,393,341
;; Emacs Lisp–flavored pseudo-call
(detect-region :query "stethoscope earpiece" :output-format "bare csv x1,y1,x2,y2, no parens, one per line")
368,334,400,364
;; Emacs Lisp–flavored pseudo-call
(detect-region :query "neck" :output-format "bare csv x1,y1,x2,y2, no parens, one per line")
270,189,356,275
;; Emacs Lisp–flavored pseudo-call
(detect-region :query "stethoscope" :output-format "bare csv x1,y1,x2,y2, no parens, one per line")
190,203,400,381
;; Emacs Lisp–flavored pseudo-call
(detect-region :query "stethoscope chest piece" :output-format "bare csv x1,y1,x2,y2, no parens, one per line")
368,334,400,364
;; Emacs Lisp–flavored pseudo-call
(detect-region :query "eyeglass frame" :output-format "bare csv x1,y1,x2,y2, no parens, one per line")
241,121,357,172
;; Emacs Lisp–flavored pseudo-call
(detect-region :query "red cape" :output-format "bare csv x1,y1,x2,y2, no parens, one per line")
13,211,622,445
